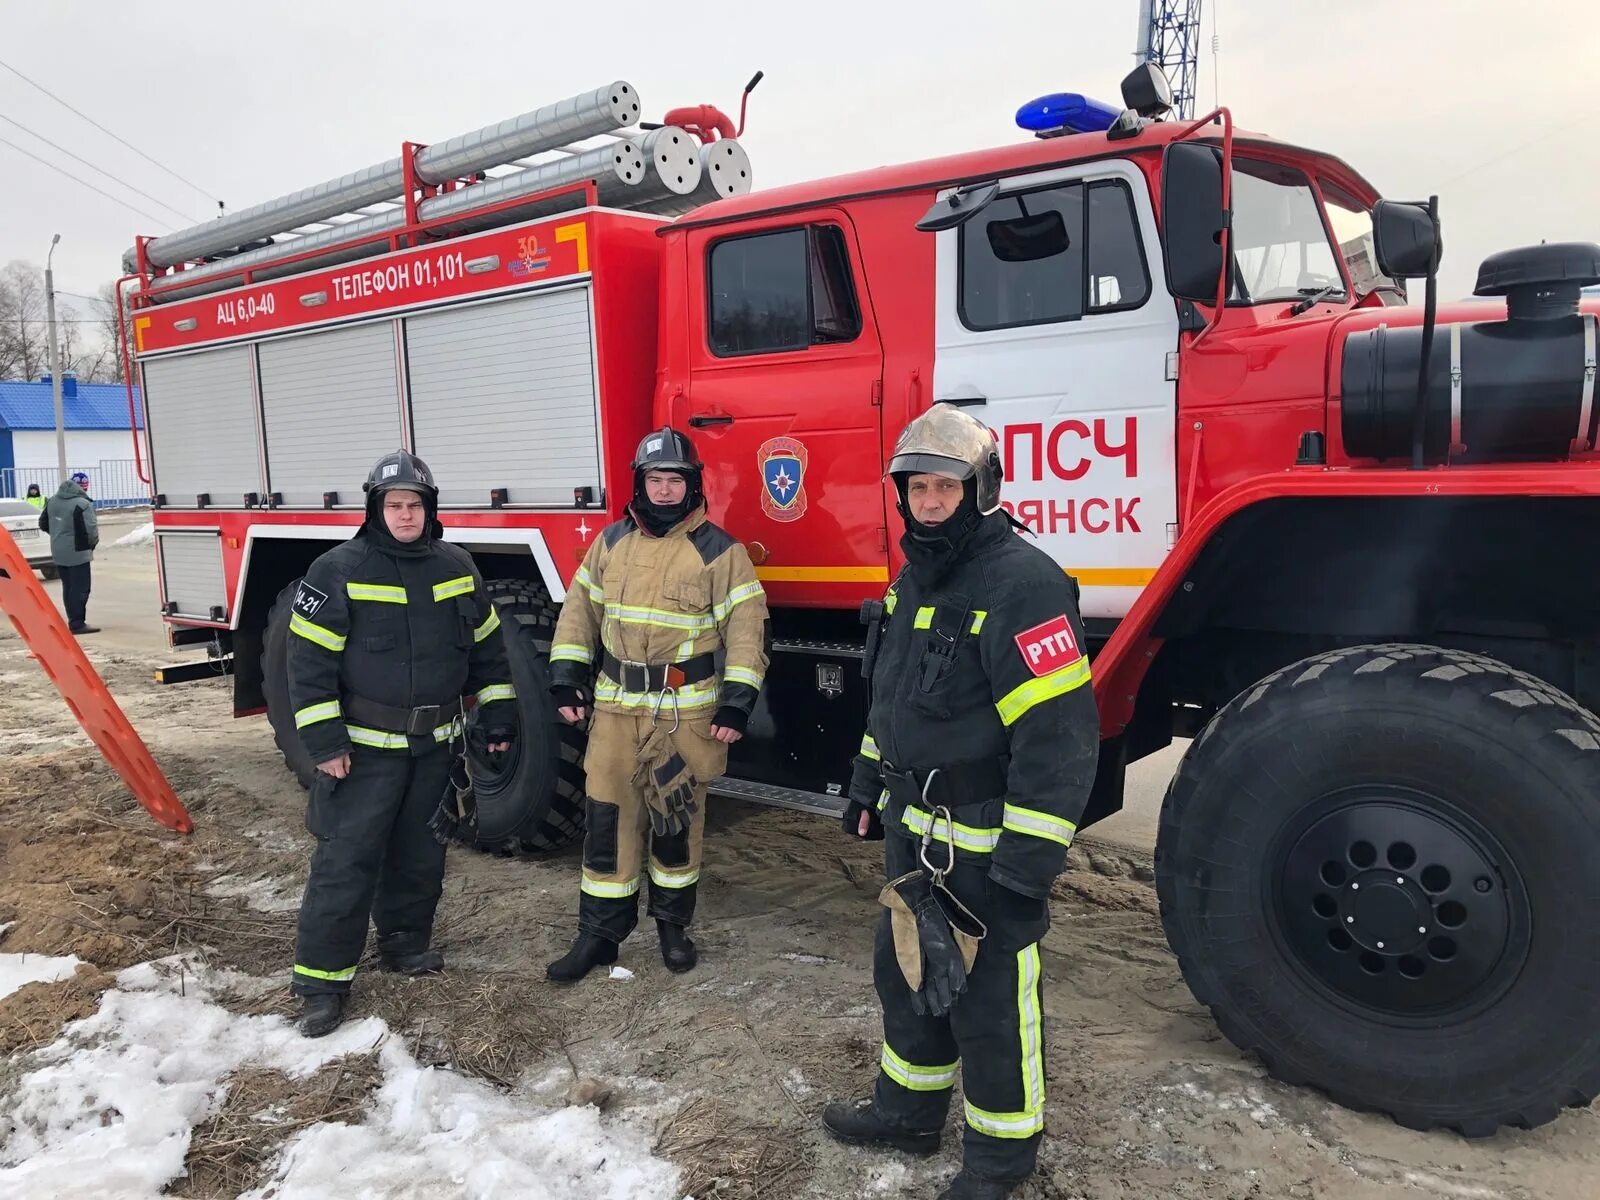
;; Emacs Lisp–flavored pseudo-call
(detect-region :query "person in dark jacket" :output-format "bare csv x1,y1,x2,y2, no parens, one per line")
821,404,1100,1200
41,472,98,634
286,449,517,1037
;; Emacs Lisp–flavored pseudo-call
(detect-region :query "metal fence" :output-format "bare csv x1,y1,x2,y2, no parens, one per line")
0,460,150,509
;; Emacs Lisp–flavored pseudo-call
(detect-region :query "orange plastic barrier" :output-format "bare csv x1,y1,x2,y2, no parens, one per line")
0,526,192,834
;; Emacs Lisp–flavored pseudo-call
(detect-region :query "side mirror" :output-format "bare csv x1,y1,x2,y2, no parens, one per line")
1161,142,1227,302
916,181,1000,233
1372,199,1442,279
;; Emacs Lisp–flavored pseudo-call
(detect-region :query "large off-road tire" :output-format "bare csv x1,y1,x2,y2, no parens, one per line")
466,579,587,853
1156,643,1600,1135
261,576,587,853
263,579,318,790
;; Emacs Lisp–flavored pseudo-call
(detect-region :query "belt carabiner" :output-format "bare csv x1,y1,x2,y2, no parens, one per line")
916,769,955,882
652,685,681,734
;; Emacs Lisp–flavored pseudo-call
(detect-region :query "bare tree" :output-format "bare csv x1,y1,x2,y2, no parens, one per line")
0,260,50,381
0,265,133,384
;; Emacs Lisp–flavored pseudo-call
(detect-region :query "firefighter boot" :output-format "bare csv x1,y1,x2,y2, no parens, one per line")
299,993,346,1039
381,949,445,975
657,919,697,973
546,932,619,982
821,1098,941,1156
935,1170,1016,1200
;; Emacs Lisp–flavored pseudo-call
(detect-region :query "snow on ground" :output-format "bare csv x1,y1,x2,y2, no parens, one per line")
113,522,154,547
0,951,84,1001
0,957,683,1200
203,871,303,913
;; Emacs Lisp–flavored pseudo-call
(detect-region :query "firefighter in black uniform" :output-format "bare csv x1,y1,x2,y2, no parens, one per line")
821,405,1099,1200
287,450,516,1037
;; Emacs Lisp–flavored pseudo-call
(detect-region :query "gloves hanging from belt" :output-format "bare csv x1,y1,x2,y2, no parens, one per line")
631,723,699,838
428,752,478,846
879,870,976,1017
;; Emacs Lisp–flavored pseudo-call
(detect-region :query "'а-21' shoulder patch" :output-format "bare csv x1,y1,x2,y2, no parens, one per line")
294,581,330,620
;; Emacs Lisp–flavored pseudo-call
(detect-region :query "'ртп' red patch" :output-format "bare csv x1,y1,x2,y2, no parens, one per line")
1014,615,1081,677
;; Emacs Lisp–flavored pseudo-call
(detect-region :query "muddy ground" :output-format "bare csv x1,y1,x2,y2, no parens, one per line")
1,519,1597,1199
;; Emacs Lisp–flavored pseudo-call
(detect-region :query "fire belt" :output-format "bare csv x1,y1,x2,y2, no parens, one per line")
342,692,464,737
600,649,717,695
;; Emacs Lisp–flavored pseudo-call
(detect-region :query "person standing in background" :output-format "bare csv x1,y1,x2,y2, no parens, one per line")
41,472,99,635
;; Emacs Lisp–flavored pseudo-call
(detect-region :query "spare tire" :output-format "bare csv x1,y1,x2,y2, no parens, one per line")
1157,643,1600,1135
263,578,317,789
465,579,587,853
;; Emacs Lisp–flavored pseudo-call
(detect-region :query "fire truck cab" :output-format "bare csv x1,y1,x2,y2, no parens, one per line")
123,66,1600,1138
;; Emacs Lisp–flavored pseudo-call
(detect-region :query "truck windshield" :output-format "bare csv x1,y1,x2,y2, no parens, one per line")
1228,159,1344,304
1322,181,1402,298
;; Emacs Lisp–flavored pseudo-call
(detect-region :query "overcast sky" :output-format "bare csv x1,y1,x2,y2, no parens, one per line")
0,0,1594,311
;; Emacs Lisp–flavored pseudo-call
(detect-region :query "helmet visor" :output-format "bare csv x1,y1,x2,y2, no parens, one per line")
887,452,974,480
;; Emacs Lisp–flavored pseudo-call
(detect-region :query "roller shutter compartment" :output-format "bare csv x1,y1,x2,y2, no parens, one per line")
406,288,603,506
157,531,229,621
141,346,261,506
259,322,404,507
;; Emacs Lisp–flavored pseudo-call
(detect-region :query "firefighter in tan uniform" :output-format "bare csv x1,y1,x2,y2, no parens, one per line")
546,427,769,979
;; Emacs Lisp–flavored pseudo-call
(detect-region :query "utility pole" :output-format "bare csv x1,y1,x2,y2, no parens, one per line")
44,233,68,482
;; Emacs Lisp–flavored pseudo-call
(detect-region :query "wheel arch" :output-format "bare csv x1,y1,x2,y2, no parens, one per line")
1096,481,1600,774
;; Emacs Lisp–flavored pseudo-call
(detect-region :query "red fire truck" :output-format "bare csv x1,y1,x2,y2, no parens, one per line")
120,67,1600,1135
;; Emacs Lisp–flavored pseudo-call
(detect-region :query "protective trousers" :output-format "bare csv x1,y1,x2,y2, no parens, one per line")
578,708,727,942
872,823,1047,1183
292,745,452,995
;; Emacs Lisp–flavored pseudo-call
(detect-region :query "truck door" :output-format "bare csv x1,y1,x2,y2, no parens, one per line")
678,212,886,607
931,159,1178,620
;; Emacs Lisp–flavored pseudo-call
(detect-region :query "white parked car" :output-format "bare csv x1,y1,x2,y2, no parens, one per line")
0,499,56,579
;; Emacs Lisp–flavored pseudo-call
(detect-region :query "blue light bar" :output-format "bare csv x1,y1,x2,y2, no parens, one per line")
1016,93,1123,135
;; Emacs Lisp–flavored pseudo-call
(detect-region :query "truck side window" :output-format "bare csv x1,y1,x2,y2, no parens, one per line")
1086,180,1150,311
959,179,1149,330
709,225,861,356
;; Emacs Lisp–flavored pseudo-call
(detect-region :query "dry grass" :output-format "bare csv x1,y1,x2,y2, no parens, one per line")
655,1097,812,1200
354,971,572,1088
169,1050,384,1199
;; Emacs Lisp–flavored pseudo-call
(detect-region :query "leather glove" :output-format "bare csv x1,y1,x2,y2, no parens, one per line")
428,753,478,846
985,875,1049,925
842,795,884,840
880,871,968,1017
632,724,699,838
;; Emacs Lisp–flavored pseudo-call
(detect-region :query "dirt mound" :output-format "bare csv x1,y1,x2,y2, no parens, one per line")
0,964,115,1055
0,756,187,969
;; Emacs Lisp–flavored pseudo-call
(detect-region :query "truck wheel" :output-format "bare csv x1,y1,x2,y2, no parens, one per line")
465,579,586,853
263,579,317,790
37,563,59,582
1157,643,1600,1135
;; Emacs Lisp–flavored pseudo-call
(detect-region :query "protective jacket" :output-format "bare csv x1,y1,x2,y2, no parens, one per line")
849,510,1099,1181
41,480,97,567
286,532,515,762
548,504,769,721
849,511,1098,899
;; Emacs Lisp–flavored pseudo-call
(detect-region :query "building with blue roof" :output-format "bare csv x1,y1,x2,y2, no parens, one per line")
0,375,148,505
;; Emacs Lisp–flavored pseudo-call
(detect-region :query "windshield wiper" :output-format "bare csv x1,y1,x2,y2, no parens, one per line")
1289,284,1347,316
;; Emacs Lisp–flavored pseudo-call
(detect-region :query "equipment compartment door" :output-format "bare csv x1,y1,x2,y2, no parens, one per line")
156,531,228,621
258,321,403,507
140,345,261,507
405,285,602,507
932,159,1178,620
682,212,886,605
